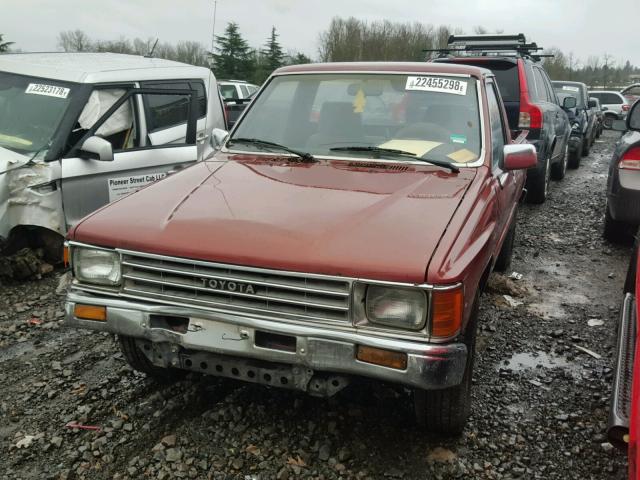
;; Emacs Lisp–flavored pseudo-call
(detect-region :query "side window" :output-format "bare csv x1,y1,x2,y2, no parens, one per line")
533,69,551,102
486,83,506,169
605,93,623,104
72,88,138,152
540,69,558,104
239,85,250,98
220,84,238,100
142,81,206,132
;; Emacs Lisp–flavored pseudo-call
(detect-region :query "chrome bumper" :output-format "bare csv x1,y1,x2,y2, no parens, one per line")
608,292,636,449
65,290,467,391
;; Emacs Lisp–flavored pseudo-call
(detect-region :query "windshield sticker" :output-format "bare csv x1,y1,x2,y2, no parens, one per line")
25,83,70,99
378,139,443,157
353,88,367,113
448,149,476,163
107,173,166,202
450,134,467,144
562,85,580,93
406,76,467,95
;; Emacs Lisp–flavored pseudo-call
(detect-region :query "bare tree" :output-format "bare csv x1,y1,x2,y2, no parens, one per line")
57,30,92,52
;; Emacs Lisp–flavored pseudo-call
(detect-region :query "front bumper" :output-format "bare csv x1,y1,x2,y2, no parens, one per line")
65,290,467,392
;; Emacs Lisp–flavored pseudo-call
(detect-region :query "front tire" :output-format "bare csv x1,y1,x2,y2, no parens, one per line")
119,336,185,383
414,298,478,435
604,116,615,129
526,156,550,204
494,218,516,272
568,139,582,169
582,135,591,156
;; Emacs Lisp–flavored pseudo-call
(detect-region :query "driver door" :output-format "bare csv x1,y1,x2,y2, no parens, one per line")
61,88,199,228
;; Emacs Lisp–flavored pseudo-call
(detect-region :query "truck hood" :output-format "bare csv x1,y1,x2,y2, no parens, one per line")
72,154,477,283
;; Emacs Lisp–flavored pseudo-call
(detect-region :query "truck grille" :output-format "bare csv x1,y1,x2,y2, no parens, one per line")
119,251,352,324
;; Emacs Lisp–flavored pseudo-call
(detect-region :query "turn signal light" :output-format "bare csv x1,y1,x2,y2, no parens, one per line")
431,288,464,338
619,147,640,170
356,345,407,370
74,304,106,321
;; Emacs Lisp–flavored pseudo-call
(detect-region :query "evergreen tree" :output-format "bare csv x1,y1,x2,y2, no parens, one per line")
212,23,253,79
261,27,284,73
0,34,14,53
288,52,312,65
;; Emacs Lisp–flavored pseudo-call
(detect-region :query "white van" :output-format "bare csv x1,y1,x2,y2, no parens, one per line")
0,52,226,256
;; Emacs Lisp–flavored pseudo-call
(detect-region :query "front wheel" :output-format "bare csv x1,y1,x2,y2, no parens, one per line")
494,218,516,272
119,336,185,383
526,156,550,204
604,116,615,130
567,139,582,169
582,135,591,156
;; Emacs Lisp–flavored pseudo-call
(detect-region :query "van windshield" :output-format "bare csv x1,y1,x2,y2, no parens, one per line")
230,73,482,165
0,72,76,155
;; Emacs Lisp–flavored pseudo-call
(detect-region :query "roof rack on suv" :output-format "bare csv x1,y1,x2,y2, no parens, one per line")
424,33,553,62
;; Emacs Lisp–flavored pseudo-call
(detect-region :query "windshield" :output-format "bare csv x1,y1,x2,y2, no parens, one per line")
553,83,585,108
0,72,76,155
230,73,482,164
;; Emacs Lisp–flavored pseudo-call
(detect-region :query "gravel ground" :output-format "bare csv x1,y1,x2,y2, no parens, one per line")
0,130,632,479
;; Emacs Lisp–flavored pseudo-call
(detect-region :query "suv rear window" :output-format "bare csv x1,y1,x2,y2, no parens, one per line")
489,64,520,103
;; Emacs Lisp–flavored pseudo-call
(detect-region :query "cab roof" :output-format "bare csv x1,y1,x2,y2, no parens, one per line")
0,52,211,84
274,61,492,78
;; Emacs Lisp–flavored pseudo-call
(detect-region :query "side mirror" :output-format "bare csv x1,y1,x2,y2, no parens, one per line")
628,101,640,131
503,144,537,170
563,96,577,109
79,136,113,162
588,99,597,109
211,128,229,150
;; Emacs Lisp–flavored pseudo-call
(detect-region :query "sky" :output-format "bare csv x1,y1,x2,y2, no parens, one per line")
2,0,639,67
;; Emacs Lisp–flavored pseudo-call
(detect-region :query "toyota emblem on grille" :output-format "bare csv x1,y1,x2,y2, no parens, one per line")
200,278,257,295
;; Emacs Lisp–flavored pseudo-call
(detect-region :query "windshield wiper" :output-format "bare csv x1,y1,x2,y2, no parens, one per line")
330,146,459,173
228,137,316,162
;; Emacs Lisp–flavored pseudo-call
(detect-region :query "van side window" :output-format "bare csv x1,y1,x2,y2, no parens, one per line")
142,81,207,132
69,88,139,153
486,83,506,169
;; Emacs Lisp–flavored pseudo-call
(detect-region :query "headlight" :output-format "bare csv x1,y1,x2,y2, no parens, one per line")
365,285,427,330
73,248,121,286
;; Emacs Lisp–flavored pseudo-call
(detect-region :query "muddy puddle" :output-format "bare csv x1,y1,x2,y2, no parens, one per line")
498,351,576,373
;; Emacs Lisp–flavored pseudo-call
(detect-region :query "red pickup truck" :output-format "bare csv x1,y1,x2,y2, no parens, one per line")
65,62,536,434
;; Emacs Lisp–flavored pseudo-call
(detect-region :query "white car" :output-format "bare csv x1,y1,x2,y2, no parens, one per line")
589,90,631,128
218,80,258,100
0,52,226,257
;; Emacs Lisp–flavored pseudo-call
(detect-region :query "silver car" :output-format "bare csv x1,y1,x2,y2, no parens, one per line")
0,52,226,257
589,90,631,128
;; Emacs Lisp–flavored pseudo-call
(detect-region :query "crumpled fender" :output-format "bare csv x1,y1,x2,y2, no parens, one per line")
0,152,65,241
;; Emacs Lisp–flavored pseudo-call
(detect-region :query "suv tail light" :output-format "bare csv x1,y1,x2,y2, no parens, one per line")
518,102,543,129
619,147,640,170
623,104,631,112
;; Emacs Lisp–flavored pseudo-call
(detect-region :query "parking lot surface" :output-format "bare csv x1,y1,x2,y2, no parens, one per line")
0,130,632,479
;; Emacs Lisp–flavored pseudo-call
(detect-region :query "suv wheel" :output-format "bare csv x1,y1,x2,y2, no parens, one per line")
119,336,185,383
568,139,582,169
603,204,637,244
526,156,550,204
582,135,591,156
550,143,568,180
604,115,615,129
413,297,479,435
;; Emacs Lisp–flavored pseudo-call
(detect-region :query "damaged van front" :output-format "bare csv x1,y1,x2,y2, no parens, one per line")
0,71,80,252
0,53,227,259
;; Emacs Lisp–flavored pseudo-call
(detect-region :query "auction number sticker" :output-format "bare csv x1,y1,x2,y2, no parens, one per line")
562,85,580,92
25,83,70,99
406,76,467,95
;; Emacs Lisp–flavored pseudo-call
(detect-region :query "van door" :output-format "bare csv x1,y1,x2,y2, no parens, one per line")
60,88,198,228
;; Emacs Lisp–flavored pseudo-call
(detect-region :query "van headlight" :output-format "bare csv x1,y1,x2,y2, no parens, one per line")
365,285,427,330
73,248,121,286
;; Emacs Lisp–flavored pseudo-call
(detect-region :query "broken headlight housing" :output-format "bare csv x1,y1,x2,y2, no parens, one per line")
73,248,121,286
365,285,427,330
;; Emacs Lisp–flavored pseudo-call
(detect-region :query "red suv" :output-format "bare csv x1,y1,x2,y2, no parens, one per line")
434,34,572,204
